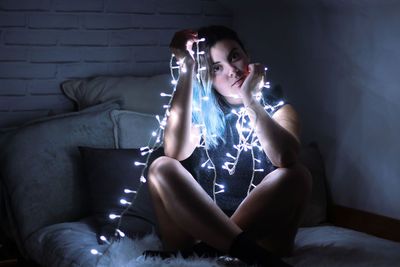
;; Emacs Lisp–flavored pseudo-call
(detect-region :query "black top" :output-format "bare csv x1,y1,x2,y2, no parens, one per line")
181,85,286,214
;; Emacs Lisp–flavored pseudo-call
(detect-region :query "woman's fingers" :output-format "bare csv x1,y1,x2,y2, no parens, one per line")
170,30,198,60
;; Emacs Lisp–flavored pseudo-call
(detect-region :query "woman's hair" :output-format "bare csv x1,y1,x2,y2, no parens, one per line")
191,25,247,148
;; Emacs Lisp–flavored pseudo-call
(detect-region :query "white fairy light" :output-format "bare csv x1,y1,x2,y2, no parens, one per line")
124,188,137,194
134,161,146,166
91,249,102,255
116,229,125,238
109,213,120,220
100,235,111,245
160,92,172,97
120,199,132,205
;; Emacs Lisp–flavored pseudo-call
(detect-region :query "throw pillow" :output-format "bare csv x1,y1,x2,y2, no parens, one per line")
61,74,172,115
0,100,120,244
79,146,164,242
110,110,160,149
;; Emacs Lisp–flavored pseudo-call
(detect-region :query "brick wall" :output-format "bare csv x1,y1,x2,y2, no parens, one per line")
0,0,232,127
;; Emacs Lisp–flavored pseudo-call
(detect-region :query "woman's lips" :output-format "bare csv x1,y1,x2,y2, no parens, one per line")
232,77,244,87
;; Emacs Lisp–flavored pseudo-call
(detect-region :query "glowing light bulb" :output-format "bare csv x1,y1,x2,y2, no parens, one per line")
124,188,137,194
171,80,177,85
116,229,125,237
140,176,147,183
91,249,102,255
100,235,111,244
134,161,146,166
120,199,131,205
109,213,120,220
160,92,172,97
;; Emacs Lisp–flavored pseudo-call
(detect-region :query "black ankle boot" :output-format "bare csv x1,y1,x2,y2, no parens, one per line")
228,232,292,267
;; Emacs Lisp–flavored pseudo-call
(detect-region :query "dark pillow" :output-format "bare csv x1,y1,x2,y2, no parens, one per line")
78,146,164,242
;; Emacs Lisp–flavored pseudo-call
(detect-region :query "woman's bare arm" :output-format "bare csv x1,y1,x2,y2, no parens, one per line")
240,64,300,168
163,63,200,160
163,30,201,160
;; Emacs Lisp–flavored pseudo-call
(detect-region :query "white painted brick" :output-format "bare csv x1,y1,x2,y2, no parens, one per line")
3,94,73,111
105,0,156,14
0,63,56,79
202,1,232,16
135,14,204,29
82,47,133,62
58,63,109,79
83,14,135,30
28,14,79,29
159,29,180,46
0,47,28,61
58,31,108,46
157,0,202,15
0,80,27,96
28,80,63,95
133,46,170,62
0,0,51,11
203,16,232,27
0,13,25,27
109,29,159,46
4,30,57,45
54,0,103,12
29,47,81,63
129,61,169,76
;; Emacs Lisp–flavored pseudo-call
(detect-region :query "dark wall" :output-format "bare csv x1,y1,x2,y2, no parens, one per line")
228,0,400,219
0,0,232,127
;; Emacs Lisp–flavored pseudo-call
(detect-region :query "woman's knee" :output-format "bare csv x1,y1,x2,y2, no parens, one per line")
148,156,180,180
263,163,312,197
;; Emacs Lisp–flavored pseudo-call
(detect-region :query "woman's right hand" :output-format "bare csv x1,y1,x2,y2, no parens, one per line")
169,29,198,68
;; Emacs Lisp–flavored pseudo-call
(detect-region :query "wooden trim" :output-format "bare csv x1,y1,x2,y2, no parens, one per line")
328,204,400,242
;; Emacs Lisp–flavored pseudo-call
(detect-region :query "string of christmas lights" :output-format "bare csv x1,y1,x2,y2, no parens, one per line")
90,37,285,263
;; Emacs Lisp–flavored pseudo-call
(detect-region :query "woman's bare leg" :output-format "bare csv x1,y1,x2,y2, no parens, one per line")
147,156,242,252
231,163,312,256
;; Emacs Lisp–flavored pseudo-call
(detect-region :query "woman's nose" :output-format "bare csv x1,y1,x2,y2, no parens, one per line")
228,65,239,77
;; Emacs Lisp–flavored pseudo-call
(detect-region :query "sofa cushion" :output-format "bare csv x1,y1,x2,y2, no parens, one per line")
0,101,120,244
110,110,160,149
61,74,172,115
79,147,162,240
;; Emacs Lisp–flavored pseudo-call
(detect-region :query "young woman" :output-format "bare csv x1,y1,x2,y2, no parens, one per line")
146,25,312,266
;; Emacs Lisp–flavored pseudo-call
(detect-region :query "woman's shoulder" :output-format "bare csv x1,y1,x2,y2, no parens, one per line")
262,84,287,115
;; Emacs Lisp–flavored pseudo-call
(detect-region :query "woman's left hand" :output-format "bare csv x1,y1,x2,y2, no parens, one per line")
239,63,266,101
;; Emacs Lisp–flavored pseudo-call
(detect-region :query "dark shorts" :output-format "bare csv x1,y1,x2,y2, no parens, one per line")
222,209,235,217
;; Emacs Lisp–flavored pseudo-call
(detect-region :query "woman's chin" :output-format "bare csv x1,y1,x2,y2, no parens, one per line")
225,94,243,105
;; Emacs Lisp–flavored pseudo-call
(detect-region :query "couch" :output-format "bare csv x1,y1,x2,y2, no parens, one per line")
1,73,399,266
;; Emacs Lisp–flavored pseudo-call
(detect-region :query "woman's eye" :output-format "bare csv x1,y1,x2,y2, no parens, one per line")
213,65,221,73
231,52,240,61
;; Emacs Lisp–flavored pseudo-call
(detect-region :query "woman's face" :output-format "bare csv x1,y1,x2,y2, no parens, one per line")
210,39,250,105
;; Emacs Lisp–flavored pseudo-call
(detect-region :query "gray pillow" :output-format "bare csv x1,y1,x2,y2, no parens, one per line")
298,142,328,226
110,110,160,149
0,101,120,245
61,74,172,115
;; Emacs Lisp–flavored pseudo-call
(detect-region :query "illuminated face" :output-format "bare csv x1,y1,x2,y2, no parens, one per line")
210,39,250,105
